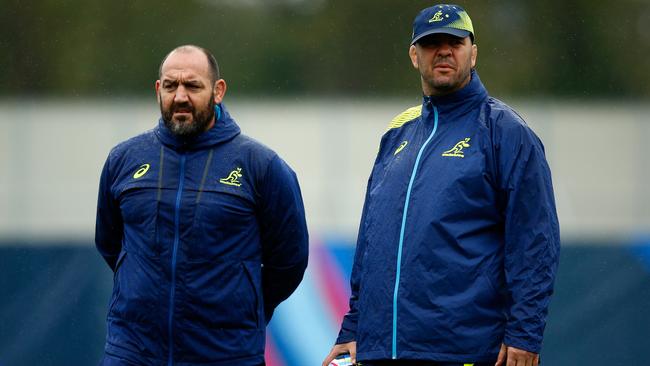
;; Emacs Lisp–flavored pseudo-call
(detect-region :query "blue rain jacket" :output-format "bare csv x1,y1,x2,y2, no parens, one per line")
95,104,308,366
337,71,560,363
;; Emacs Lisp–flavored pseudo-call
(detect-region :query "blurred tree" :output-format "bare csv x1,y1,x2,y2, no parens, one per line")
1,0,648,98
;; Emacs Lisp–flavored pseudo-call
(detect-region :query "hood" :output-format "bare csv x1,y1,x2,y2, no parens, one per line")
155,103,241,151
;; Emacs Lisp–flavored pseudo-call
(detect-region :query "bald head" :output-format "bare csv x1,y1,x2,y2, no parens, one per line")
159,45,220,84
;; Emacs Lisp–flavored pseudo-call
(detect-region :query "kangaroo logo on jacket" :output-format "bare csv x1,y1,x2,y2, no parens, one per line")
442,138,471,158
219,167,243,186
133,163,150,179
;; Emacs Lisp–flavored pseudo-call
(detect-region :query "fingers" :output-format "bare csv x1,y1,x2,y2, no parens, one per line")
495,343,507,366
506,349,516,366
321,346,342,366
349,342,357,364
321,342,357,366
503,345,539,366
321,349,336,366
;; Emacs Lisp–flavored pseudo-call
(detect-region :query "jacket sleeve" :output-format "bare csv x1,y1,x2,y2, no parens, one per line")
336,173,373,344
497,122,560,353
258,155,309,323
95,153,124,271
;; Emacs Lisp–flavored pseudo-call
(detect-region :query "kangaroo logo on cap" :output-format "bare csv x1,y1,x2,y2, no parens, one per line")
429,10,446,22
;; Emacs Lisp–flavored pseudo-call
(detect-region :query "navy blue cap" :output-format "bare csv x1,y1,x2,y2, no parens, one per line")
411,4,475,45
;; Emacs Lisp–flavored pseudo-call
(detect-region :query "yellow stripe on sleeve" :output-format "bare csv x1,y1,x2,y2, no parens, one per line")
386,105,422,131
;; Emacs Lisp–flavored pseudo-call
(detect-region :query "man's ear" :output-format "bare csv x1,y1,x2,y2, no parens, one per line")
471,44,477,68
155,80,161,100
213,79,227,104
409,45,419,70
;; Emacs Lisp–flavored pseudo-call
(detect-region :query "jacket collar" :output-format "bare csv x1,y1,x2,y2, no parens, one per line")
421,70,488,119
155,103,241,151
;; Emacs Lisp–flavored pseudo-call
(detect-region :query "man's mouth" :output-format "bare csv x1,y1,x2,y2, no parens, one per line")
434,63,454,70
174,108,193,114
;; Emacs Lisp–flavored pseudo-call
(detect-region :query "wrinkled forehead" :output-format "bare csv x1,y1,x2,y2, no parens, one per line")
160,50,210,80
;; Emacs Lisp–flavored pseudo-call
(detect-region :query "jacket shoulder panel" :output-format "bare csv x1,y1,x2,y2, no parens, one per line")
486,98,536,137
386,105,422,132
104,129,159,184
230,134,281,176
226,134,298,199
233,134,277,160
108,128,158,161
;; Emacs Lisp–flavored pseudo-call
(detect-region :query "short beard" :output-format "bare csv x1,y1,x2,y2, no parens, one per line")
160,95,215,140
422,54,473,96
426,78,456,93
423,67,471,96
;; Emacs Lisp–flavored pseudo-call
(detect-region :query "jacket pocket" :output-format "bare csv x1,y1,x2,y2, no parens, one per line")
188,188,256,262
113,250,128,275
118,185,161,258
242,261,262,328
107,251,128,314
182,259,259,330
108,250,160,323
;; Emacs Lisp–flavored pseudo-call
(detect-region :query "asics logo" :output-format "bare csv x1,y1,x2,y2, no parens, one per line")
394,140,408,155
133,164,150,179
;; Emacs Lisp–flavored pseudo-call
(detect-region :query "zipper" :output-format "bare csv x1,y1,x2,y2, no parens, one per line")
168,153,186,366
392,105,438,359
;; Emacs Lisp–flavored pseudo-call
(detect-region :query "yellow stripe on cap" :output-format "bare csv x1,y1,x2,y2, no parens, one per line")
447,10,474,35
386,105,422,131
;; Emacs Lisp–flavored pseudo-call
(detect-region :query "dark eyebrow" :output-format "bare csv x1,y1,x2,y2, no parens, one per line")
183,80,203,87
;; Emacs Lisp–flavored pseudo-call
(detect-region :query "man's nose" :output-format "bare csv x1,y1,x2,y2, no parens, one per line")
174,85,189,103
438,43,452,55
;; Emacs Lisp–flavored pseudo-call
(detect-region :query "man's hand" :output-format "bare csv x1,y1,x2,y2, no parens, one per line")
322,341,356,366
495,343,540,366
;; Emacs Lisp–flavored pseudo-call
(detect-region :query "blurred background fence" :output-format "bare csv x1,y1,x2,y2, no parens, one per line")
1,0,649,365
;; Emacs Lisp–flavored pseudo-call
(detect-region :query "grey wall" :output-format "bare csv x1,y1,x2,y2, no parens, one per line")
1,99,649,242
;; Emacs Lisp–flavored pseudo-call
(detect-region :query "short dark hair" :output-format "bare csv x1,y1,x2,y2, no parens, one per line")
158,45,220,84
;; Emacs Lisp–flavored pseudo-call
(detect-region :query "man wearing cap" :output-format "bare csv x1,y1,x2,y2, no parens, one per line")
323,4,559,366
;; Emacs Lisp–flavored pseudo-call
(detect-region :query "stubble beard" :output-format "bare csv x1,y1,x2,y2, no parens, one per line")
422,56,472,96
160,94,215,139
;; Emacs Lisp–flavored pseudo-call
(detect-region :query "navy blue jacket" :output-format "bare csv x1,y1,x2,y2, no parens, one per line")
95,104,308,366
337,72,560,363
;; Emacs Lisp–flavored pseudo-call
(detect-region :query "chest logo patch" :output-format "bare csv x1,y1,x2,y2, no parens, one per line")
133,163,150,179
442,138,471,158
219,167,243,187
394,140,408,155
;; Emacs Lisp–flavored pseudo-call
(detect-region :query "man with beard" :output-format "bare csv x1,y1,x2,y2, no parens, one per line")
323,4,559,366
95,45,308,366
